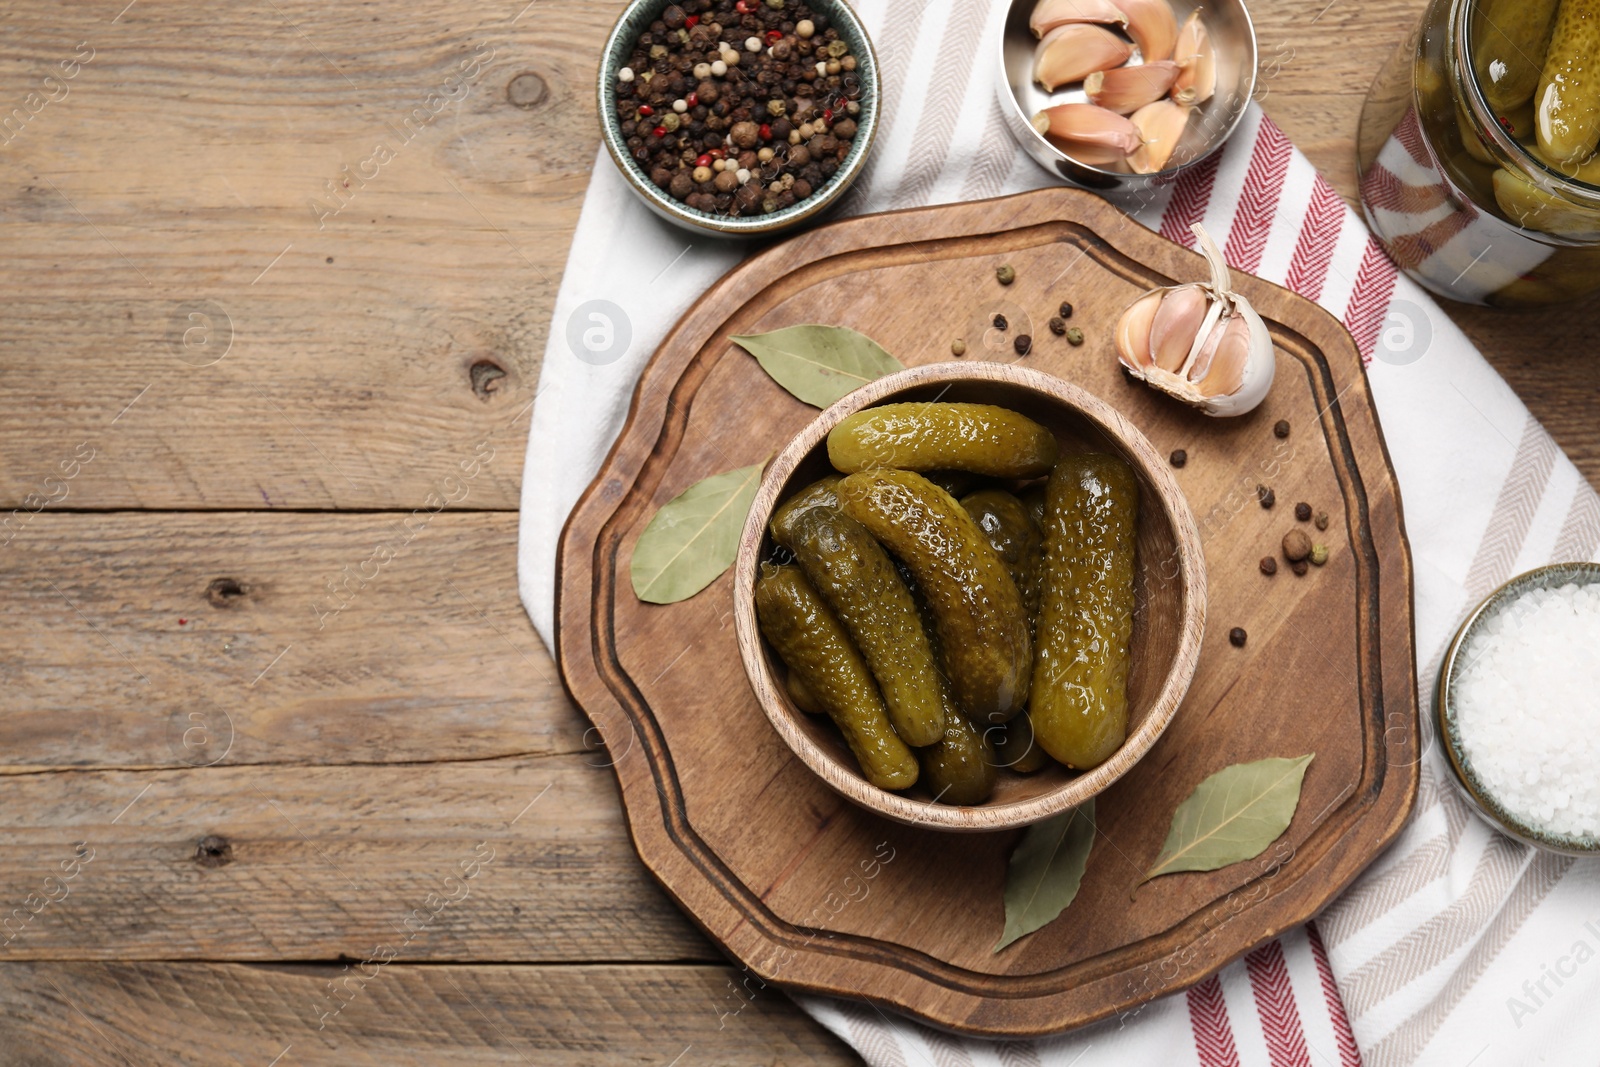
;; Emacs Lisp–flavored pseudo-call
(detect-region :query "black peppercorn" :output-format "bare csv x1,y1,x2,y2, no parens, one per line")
1260,556,1278,575
1258,485,1275,509
1170,449,1187,468
1058,301,1073,319
992,313,1007,330
1229,627,1248,647
1274,419,1290,438
1048,317,1066,335
1294,501,1312,522
1013,334,1032,355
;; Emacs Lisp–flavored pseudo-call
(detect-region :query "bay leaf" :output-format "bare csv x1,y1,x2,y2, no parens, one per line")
994,799,1095,952
1143,754,1314,883
631,462,765,605
732,324,903,408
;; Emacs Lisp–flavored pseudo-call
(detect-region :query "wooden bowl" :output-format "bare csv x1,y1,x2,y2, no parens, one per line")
732,362,1207,831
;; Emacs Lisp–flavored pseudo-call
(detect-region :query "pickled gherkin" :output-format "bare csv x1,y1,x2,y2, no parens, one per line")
837,469,1032,723
991,709,1051,773
777,505,947,746
919,692,999,805
828,403,1058,479
1030,454,1139,769
1472,0,1559,111
961,488,1045,622
755,562,918,790
785,670,823,715
1537,0,1600,163
770,474,842,546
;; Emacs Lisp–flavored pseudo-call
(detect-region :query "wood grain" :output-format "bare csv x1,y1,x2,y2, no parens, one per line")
0,513,567,770
0,757,707,962
557,188,1419,1036
0,962,855,1065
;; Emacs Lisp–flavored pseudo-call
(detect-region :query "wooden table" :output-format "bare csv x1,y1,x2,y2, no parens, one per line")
0,1,1594,1063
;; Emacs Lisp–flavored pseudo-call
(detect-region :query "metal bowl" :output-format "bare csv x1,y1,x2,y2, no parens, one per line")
996,0,1256,192
1436,562,1600,855
596,0,880,238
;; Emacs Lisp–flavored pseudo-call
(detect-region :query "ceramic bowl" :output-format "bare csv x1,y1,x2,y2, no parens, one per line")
995,0,1257,192
732,362,1207,831
1436,561,1600,856
596,0,880,237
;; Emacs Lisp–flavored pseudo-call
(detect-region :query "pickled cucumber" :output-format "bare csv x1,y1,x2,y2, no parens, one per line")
1030,454,1139,769
828,403,1059,478
1472,0,1559,111
771,474,842,546
779,506,947,746
923,470,984,498
1493,166,1600,237
991,709,1051,773
1537,0,1600,163
919,695,999,805
837,469,1032,723
961,488,1044,621
755,562,918,790
785,670,823,714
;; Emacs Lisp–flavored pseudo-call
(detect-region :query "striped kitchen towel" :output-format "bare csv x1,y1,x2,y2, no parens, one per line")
517,1,1600,1063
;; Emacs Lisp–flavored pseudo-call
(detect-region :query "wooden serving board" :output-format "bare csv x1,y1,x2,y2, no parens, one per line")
554,188,1419,1037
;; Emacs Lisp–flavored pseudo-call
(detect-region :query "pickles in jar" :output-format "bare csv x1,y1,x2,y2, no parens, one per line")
828,403,1058,478
1472,0,1559,111
754,562,918,790
1030,453,1140,769
837,469,1032,723
770,474,842,545
1537,0,1600,163
961,488,1045,621
776,505,947,747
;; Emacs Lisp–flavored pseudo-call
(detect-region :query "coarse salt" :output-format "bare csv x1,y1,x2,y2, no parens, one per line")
1453,581,1600,838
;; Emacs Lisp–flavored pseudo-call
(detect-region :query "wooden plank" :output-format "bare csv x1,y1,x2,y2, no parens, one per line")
0,961,857,1065
0,512,566,769
0,0,625,511
0,756,706,961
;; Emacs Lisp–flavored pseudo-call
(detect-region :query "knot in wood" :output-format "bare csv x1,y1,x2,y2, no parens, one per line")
194,835,233,868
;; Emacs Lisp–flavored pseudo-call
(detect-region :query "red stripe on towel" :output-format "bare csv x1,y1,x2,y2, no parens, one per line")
1285,175,1345,301
1247,940,1313,1067
1342,237,1401,365
1308,922,1364,1067
1187,975,1242,1067
1224,118,1293,274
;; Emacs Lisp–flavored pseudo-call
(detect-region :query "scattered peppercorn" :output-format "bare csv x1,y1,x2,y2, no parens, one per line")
992,313,1008,330
1170,449,1187,468
1274,419,1290,438
1058,301,1074,319
996,264,1016,285
1258,485,1276,509
1229,627,1248,647
951,339,967,356
1260,556,1278,575
1013,333,1032,355
1065,326,1084,346
1310,542,1329,566
1294,501,1312,522
1315,511,1330,531
1048,316,1066,335
1283,529,1312,562
1291,559,1309,576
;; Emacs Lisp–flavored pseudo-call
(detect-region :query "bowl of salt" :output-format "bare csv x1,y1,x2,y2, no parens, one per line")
1437,562,1600,855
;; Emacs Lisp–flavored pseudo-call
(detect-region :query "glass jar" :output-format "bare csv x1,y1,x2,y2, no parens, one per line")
1357,0,1600,305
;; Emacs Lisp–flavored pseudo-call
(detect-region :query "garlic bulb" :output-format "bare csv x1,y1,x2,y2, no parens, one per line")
1115,224,1275,416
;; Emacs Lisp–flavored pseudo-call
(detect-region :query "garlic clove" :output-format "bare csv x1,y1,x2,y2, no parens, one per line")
1029,0,1129,38
1110,0,1179,62
1148,284,1209,370
1116,289,1163,368
1172,10,1216,105
1194,314,1254,397
1031,103,1143,163
1084,61,1181,114
1112,223,1276,417
1128,98,1194,173
1033,24,1134,91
